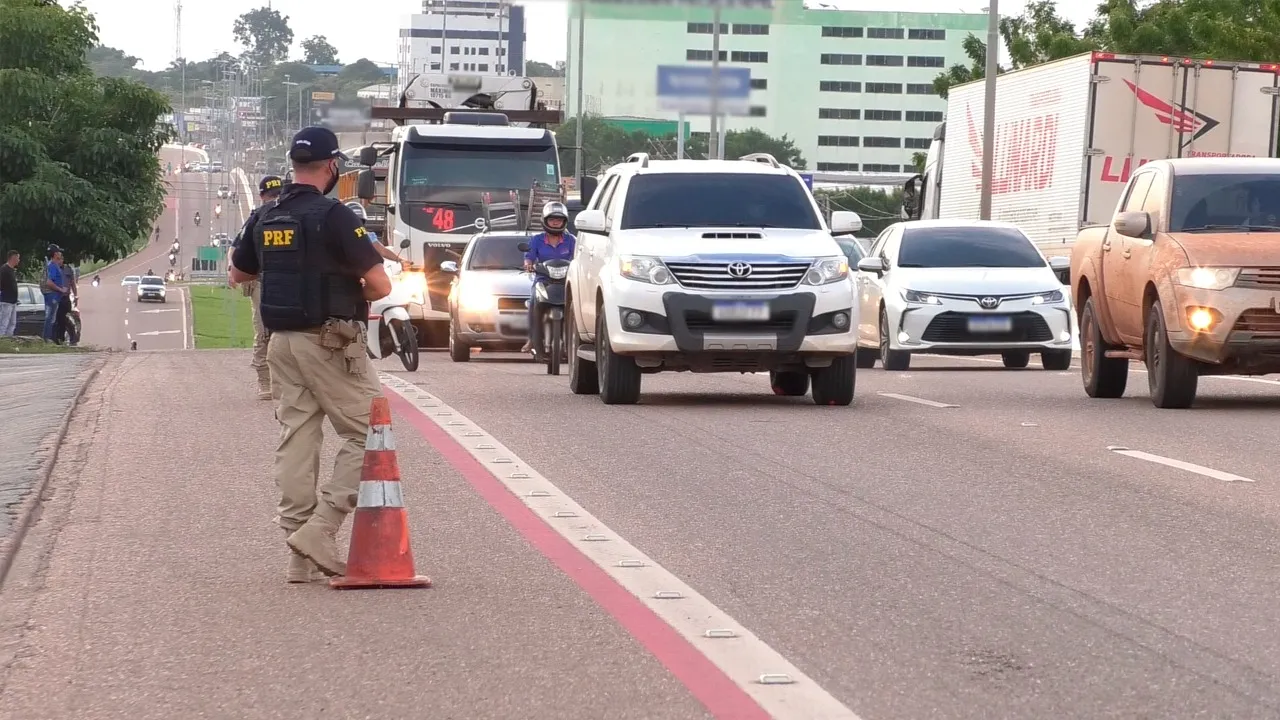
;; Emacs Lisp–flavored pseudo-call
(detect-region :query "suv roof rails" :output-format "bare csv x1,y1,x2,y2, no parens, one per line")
739,153,781,168
625,152,650,168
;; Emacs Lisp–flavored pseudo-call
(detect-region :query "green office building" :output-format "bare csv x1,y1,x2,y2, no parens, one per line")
567,2,988,173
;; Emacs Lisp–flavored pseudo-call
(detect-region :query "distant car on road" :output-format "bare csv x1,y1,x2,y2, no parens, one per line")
217,185,230,199
121,275,140,287
137,275,167,303
210,232,231,247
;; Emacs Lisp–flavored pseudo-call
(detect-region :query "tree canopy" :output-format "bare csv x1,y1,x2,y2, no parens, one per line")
301,35,339,66
0,0,171,268
232,6,293,67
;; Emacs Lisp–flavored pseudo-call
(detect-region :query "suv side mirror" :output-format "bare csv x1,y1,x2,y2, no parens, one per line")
574,209,607,233
830,211,862,235
856,257,886,275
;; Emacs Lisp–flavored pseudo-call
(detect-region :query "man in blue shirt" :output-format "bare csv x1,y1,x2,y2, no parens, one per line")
521,201,575,355
42,245,70,342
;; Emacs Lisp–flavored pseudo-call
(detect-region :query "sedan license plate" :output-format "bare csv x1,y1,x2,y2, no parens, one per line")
967,315,1013,333
711,301,769,322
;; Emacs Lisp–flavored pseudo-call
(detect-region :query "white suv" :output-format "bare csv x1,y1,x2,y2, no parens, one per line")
564,153,863,405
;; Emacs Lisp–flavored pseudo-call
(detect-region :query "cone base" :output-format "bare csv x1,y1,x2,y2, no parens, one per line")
329,575,432,590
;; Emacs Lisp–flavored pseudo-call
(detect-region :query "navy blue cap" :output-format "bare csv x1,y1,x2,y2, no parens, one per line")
259,175,283,194
288,126,346,163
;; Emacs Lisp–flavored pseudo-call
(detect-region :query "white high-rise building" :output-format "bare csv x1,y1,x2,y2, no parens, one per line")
397,0,528,82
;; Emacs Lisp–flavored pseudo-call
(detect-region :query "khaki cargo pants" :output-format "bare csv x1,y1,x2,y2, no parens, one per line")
247,280,270,391
267,325,380,532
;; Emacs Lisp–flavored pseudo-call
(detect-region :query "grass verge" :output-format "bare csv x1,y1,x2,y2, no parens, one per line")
0,337,97,354
189,285,255,349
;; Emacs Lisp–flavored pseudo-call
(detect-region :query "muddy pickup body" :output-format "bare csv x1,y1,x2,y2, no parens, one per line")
1070,157,1280,408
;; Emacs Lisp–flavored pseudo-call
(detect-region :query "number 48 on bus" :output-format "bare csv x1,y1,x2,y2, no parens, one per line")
423,206,456,232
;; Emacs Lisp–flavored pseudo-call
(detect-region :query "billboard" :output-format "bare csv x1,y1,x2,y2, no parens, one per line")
656,65,751,116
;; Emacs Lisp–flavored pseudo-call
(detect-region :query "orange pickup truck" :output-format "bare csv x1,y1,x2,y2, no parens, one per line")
1070,157,1280,408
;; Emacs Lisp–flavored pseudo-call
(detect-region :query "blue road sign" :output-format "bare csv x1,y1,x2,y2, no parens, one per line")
656,65,752,116
799,173,814,190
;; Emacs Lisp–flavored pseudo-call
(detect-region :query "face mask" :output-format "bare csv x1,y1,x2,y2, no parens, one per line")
322,160,339,195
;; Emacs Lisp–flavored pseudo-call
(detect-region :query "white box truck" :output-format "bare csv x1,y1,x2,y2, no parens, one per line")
902,51,1280,254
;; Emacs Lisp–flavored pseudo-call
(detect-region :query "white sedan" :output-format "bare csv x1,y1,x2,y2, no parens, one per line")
854,219,1074,371
121,275,140,287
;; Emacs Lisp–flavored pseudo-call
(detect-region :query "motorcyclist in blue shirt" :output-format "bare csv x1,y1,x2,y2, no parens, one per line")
521,201,575,355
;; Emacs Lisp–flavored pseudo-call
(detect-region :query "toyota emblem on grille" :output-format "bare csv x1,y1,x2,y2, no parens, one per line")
979,296,999,308
727,262,753,278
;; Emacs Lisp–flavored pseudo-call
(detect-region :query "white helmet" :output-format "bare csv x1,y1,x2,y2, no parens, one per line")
541,201,568,230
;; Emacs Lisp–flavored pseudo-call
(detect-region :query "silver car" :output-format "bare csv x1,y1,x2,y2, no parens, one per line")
446,232,539,361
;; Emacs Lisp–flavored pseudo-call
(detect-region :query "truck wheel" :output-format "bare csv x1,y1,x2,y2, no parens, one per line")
1080,297,1128,398
596,306,641,405
1145,302,1199,409
448,320,470,362
879,307,911,371
1041,350,1072,370
567,302,599,395
769,371,809,396
1001,351,1031,368
855,346,877,368
811,354,856,406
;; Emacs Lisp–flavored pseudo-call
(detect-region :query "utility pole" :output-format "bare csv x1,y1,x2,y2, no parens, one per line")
573,1,585,190
979,0,999,220
708,5,722,160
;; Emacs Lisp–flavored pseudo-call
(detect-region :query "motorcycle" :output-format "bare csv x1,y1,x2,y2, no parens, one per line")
62,290,81,346
366,240,422,372
519,243,570,376
194,214,201,227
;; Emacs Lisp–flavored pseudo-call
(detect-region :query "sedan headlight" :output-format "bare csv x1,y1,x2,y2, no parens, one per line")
901,288,942,305
802,256,849,286
1175,267,1240,290
619,256,674,285
457,282,496,311
1029,289,1064,305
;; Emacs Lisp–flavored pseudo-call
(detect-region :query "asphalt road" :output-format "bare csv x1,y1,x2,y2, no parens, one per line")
80,146,251,351
2,346,1278,719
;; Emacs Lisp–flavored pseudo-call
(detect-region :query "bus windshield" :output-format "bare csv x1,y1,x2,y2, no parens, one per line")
400,144,559,200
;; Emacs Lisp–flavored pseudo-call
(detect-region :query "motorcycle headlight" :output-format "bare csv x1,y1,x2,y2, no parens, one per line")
1029,289,1064,305
619,256,674,285
458,282,496,311
803,256,849,286
546,265,569,281
397,271,427,305
902,288,942,305
1175,267,1240,290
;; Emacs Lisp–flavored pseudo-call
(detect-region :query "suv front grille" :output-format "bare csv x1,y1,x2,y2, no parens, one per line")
921,312,1052,343
1234,309,1280,336
665,261,809,291
1236,268,1280,290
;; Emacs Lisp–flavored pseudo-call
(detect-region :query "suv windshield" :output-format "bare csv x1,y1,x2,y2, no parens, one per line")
897,226,1045,268
620,174,821,230
140,277,164,286
467,234,530,271
1169,173,1280,231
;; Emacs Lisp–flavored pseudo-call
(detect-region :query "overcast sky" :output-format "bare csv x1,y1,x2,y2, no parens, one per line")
70,0,1100,72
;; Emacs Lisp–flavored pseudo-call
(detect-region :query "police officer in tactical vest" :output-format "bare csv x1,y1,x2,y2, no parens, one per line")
229,126,392,582
229,175,284,400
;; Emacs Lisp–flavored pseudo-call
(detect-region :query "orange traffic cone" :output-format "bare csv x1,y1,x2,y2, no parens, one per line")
330,396,432,590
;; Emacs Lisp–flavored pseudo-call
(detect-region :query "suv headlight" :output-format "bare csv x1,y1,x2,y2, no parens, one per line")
619,256,674,285
1175,267,1240,290
1029,289,1064,305
802,256,849,286
902,288,942,305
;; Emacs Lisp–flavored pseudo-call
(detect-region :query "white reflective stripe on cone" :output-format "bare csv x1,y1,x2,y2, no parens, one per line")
357,480,405,509
365,425,396,451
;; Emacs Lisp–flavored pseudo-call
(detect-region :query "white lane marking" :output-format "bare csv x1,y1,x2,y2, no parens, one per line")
177,286,189,350
379,373,863,720
878,392,958,408
925,354,1280,387
136,330,181,337
1105,445,1255,483
123,318,128,326
138,308,180,314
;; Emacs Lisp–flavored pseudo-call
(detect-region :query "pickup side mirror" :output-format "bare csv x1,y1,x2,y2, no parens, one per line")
439,260,459,274
517,241,531,253
1114,211,1150,238
830,211,863,235
856,257,886,275
579,176,599,207
399,238,411,249
574,209,607,233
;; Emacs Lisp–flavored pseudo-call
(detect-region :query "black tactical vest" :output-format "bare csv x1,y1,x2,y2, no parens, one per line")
254,185,363,332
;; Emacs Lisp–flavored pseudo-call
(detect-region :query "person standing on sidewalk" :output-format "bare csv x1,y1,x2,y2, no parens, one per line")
41,245,69,343
230,175,284,400
229,127,391,582
0,251,19,337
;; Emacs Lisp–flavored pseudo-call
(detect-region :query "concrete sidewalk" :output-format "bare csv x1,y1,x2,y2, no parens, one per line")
0,351,705,720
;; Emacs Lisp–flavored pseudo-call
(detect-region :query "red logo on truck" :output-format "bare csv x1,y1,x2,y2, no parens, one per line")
965,105,1058,195
1123,79,1219,146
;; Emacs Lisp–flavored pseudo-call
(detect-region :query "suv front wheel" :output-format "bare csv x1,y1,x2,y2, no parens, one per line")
811,354,857,406
596,305,641,404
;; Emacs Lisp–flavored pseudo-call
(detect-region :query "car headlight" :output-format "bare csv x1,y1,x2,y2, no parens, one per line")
457,282,496,311
803,256,849,286
901,288,942,305
1029,289,1064,305
1175,267,1240,290
619,256,673,285
546,264,569,280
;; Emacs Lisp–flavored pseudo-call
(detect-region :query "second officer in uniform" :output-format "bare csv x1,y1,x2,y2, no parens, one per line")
229,126,391,582
230,175,284,400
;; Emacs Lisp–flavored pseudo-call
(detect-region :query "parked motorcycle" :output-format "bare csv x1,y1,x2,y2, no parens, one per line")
366,239,421,372
63,291,81,346
518,242,570,376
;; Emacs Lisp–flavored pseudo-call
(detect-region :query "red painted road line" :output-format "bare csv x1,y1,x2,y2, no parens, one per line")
385,390,772,720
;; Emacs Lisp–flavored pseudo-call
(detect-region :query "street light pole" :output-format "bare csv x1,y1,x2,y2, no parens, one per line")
708,5,722,160
573,1,585,191
979,0,999,220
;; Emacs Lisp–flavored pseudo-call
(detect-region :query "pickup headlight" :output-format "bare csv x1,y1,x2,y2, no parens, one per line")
802,256,849,286
1175,267,1240,290
457,281,495,311
619,256,674,285
1029,289,1064,305
902,288,942,305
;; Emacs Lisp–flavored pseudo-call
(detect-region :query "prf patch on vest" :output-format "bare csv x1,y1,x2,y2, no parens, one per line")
354,226,367,240
260,226,297,249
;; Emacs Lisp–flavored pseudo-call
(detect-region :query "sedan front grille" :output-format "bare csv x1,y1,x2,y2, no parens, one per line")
1234,309,1280,336
1236,268,1280,290
921,311,1053,343
665,261,810,291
